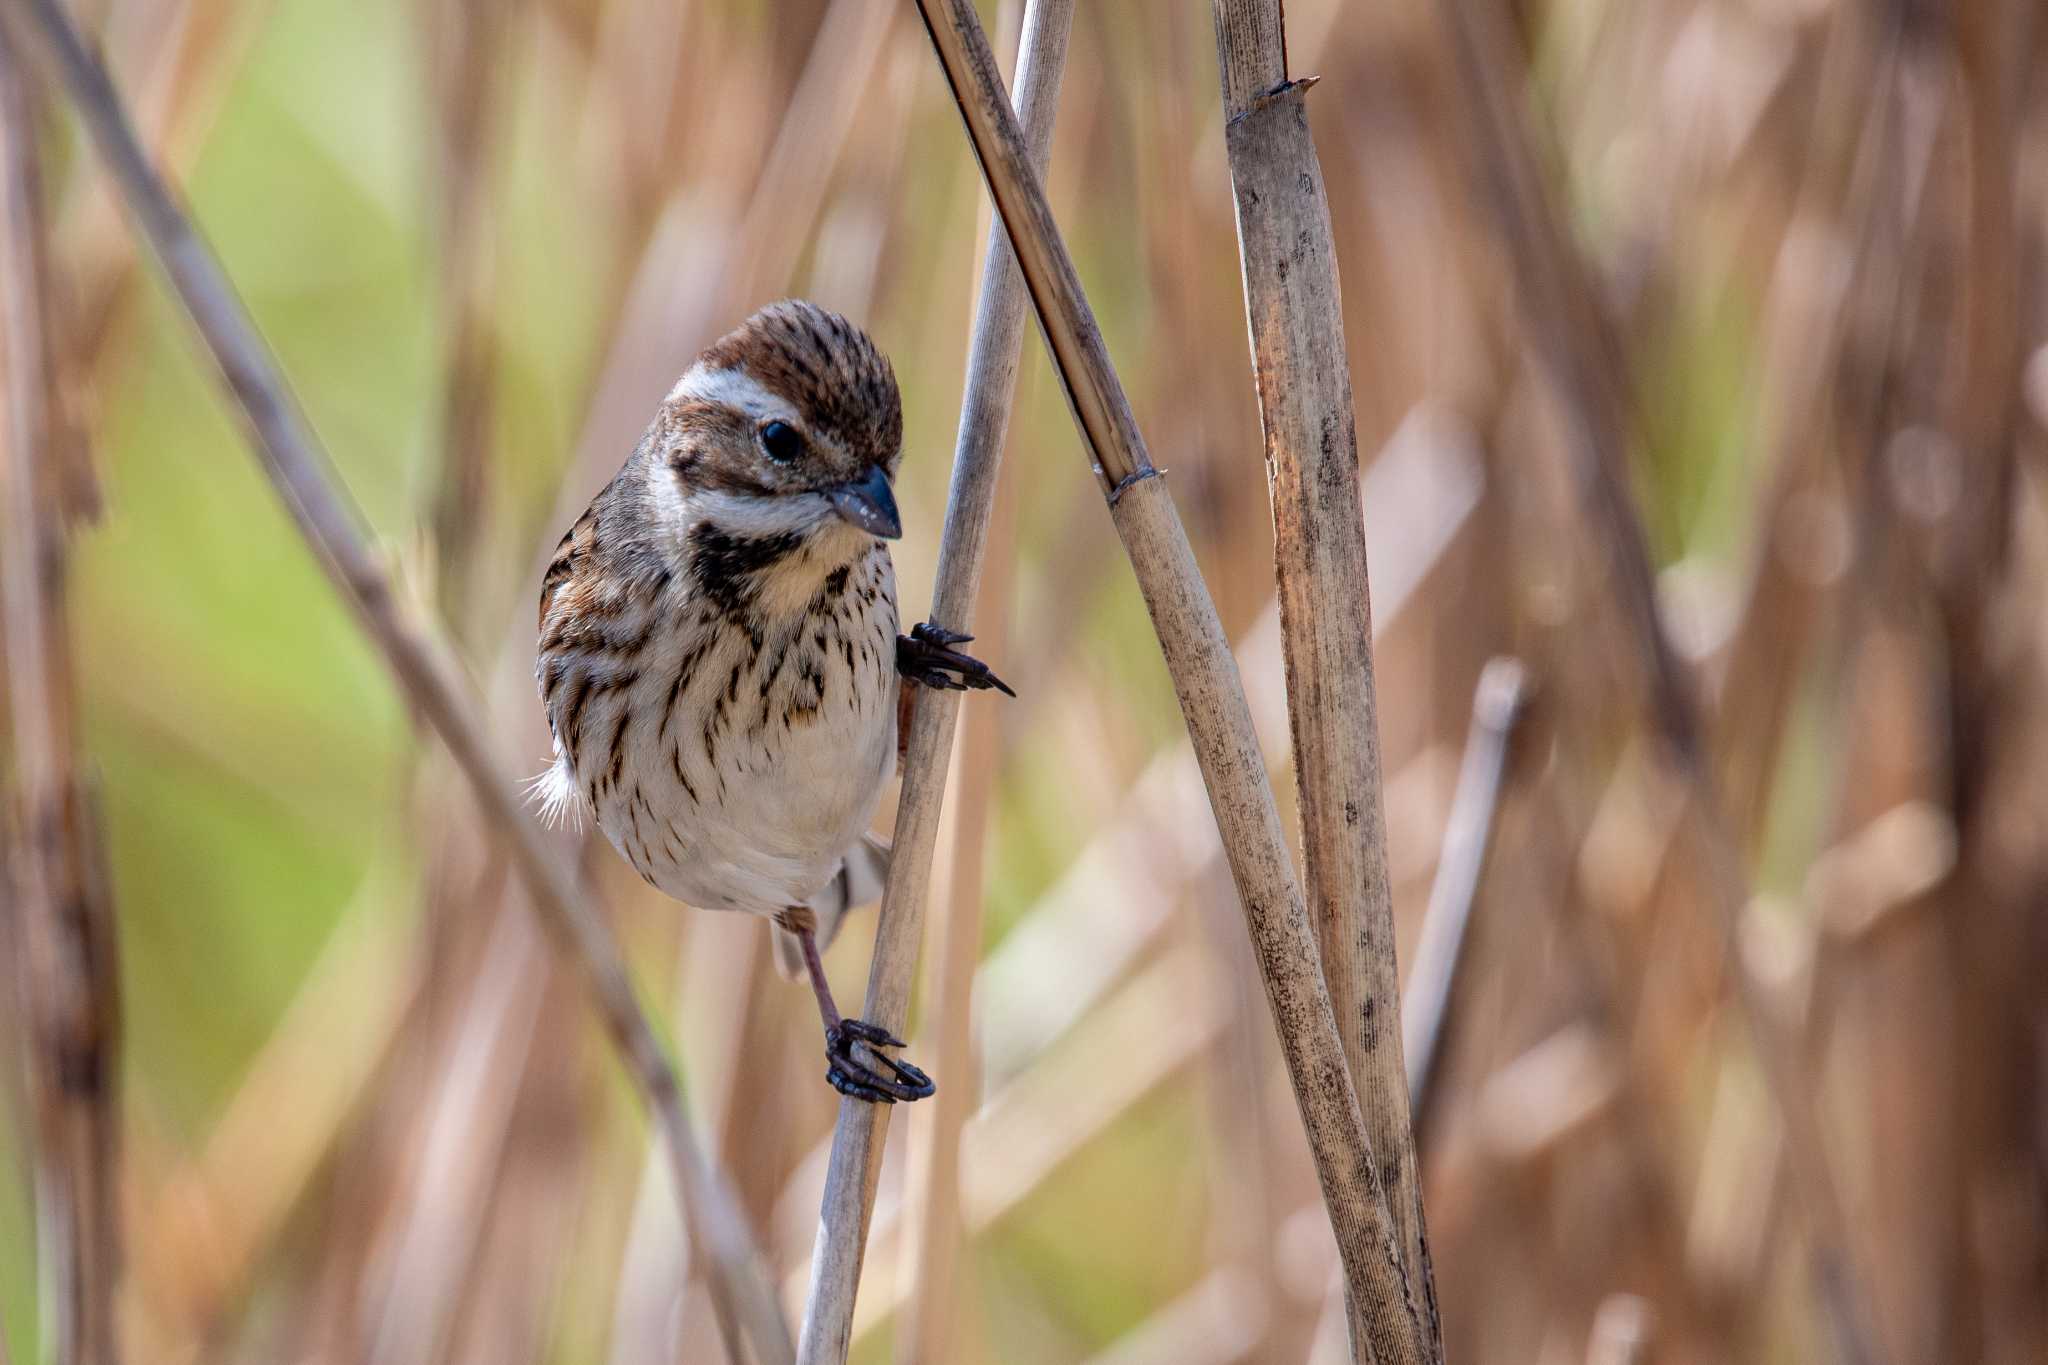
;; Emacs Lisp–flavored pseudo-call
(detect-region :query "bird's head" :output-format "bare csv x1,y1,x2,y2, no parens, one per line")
645,301,905,578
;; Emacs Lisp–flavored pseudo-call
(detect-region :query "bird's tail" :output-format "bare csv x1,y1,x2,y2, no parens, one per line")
772,832,892,980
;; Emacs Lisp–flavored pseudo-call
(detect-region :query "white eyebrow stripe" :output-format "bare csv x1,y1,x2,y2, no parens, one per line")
666,365,799,424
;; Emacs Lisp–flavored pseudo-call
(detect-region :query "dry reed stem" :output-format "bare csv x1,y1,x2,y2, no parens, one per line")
811,426,1480,1344
908,5,1430,1362
798,421,1458,1342
6,4,791,1361
955,412,1478,1096
1403,658,1528,1143
1119,474,1432,1349
794,3,1072,1358
1209,11,1440,1355
910,0,1142,497
1428,0,1887,1357
841,755,1483,1346
896,409,1020,1360
0,20,122,1365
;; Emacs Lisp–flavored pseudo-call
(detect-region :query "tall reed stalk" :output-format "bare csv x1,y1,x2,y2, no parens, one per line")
0,20,121,1365
1209,4,1444,1357
795,2,1073,1359
812,4,1433,1363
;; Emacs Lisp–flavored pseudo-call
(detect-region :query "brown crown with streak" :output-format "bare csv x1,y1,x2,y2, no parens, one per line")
697,300,903,479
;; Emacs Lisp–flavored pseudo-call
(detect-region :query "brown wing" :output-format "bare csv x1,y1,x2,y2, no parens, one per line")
538,504,599,635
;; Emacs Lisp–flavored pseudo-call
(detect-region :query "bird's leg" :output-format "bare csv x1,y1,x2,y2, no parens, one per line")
785,911,934,1104
897,621,1015,696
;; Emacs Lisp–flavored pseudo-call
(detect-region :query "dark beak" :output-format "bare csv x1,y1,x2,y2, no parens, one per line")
826,464,902,540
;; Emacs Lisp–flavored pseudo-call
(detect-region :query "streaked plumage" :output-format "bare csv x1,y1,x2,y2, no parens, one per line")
535,300,1007,1102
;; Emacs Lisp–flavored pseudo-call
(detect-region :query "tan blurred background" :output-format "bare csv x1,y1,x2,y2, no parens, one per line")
3,0,2046,1361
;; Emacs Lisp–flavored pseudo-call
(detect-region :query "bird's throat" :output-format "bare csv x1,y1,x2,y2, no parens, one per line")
686,519,873,624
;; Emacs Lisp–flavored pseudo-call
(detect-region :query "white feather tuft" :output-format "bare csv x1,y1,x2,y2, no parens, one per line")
527,752,587,833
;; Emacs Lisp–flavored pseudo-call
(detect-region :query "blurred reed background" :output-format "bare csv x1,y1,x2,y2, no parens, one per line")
2,0,2046,1362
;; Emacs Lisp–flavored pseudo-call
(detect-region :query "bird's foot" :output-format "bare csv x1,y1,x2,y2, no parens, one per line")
824,1019,935,1104
897,622,1015,696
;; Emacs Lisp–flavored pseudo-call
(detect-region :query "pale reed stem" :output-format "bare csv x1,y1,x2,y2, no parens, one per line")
0,21,121,1365
794,2,1073,1359
1403,658,1529,1140
1208,4,1444,1355
894,4,1429,1364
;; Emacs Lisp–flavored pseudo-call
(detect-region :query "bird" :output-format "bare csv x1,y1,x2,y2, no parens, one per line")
534,300,1010,1103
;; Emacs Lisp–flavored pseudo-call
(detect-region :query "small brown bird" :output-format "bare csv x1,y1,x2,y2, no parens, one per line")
535,300,1008,1103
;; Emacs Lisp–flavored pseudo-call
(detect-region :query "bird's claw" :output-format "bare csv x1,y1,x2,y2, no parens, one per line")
825,1018,935,1104
897,621,1015,697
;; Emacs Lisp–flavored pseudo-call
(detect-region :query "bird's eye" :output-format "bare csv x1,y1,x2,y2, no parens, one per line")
758,420,803,463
